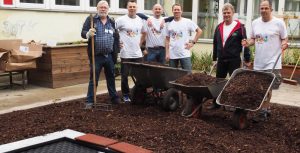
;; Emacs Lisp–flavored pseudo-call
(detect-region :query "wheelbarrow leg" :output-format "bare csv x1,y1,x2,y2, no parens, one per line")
232,109,248,129
162,88,179,111
181,96,203,118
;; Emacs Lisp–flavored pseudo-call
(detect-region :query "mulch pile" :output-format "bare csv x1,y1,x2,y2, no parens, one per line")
175,73,216,86
219,71,273,109
0,93,299,153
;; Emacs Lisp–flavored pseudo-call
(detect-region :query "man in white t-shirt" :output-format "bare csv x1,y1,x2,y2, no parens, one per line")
242,0,288,121
143,4,167,64
165,3,202,71
115,0,146,103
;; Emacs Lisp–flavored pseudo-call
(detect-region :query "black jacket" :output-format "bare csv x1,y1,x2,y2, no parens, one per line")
81,15,120,64
213,20,250,62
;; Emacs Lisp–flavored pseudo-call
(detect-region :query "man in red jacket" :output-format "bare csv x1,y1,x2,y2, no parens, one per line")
209,3,251,109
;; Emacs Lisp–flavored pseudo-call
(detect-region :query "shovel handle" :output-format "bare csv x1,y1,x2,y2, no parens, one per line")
90,14,97,103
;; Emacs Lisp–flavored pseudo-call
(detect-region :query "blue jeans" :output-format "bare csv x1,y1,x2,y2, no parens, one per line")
121,58,143,96
86,54,118,103
169,57,192,71
146,47,166,64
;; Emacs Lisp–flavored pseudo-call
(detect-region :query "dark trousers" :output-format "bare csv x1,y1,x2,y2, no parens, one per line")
121,58,143,95
216,60,241,78
87,54,118,103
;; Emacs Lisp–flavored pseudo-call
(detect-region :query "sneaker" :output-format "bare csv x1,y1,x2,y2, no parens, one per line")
122,95,131,103
84,103,93,109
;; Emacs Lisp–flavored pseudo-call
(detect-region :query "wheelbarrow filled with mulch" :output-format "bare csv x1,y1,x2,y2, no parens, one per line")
216,68,275,129
169,73,227,118
123,62,190,111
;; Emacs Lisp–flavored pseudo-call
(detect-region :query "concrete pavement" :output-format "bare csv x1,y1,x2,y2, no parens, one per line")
0,77,299,115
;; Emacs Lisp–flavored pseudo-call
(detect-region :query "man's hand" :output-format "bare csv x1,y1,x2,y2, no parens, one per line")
165,53,170,62
281,43,288,51
143,50,148,56
241,39,248,47
87,28,96,38
120,41,124,48
185,42,194,50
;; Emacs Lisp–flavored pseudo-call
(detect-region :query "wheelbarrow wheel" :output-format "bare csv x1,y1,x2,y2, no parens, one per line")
131,85,146,105
162,88,179,111
232,109,248,130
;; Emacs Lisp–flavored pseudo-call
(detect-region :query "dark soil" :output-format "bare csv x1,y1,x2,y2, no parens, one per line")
0,94,299,153
220,71,273,109
175,73,216,86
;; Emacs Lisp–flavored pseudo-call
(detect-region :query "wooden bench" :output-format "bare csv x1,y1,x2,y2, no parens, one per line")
0,70,27,89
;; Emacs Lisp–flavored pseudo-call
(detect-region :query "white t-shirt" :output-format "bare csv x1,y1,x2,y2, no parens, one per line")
144,16,167,48
116,15,145,58
166,18,198,59
250,16,287,70
223,20,238,46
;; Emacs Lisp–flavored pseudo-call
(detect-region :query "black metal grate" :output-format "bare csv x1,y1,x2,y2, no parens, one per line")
8,138,118,153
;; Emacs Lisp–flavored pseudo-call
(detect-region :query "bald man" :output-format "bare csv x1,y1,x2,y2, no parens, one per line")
141,4,167,64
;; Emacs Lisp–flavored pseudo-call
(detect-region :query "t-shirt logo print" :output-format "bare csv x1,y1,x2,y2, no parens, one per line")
171,30,183,40
126,29,138,37
255,34,268,44
151,27,161,36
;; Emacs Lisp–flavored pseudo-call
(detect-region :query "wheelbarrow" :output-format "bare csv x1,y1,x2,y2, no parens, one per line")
170,75,227,118
216,69,275,129
123,62,190,111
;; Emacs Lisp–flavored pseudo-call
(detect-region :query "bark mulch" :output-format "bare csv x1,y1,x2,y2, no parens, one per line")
0,94,299,153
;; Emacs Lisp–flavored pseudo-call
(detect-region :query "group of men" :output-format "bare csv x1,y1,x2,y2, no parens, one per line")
81,0,288,121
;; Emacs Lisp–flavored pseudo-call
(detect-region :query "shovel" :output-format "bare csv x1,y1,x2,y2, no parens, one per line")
283,55,299,85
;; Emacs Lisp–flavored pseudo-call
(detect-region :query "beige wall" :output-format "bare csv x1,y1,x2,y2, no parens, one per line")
0,9,123,43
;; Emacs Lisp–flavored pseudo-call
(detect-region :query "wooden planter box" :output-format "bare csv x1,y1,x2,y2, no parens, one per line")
28,44,90,88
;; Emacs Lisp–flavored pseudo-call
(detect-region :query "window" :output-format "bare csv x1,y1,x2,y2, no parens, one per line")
175,0,192,12
50,0,83,11
119,0,127,9
55,0,80,6
144,0,157,10
17,0,46,8
285,0,300,12
89,0,111,7
197,0,218,39
20,0,43,3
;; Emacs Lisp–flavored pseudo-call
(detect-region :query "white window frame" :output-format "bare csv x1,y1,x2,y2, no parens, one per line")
85,0,116,12
16,0,49,9
49,0,85,11
141,0,160,14
0,0,16,7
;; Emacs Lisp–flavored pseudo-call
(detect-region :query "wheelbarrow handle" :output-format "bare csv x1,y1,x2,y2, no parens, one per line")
209,62,217,76
271,52,282,73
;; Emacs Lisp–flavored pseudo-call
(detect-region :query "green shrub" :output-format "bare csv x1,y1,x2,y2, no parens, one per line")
191,51,213,72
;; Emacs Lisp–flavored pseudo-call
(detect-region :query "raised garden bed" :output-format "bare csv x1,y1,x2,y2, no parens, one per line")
0,94,299,152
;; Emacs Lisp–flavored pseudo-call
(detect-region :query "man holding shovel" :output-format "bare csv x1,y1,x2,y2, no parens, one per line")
242,0,288,121
81,0,120,109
